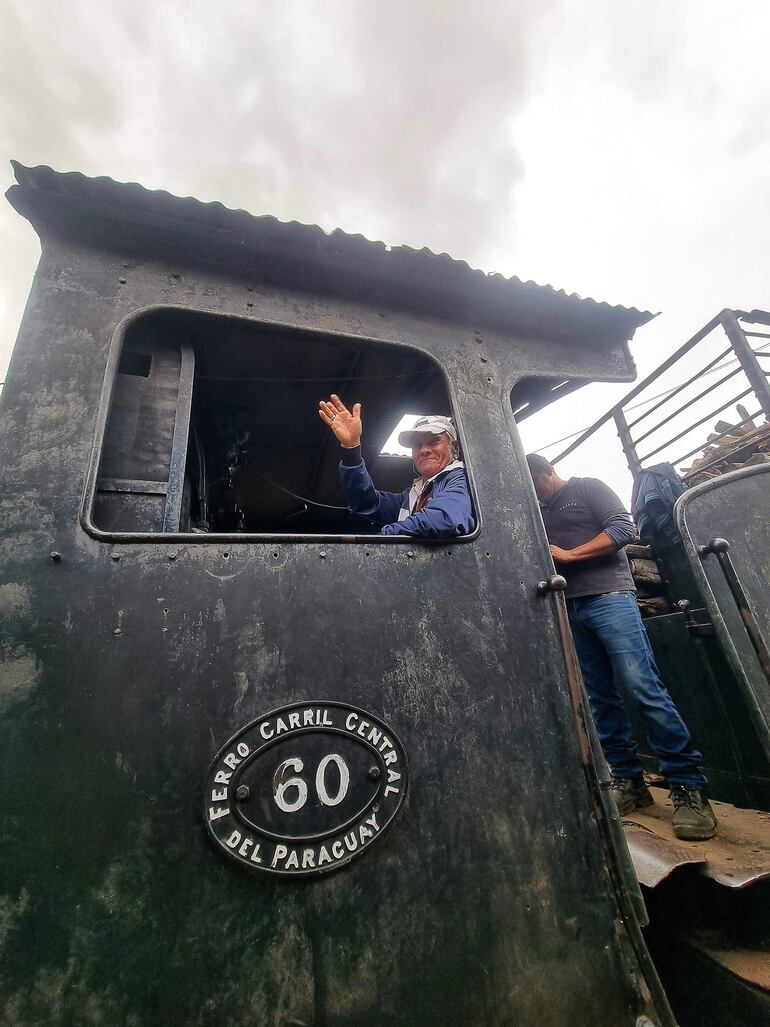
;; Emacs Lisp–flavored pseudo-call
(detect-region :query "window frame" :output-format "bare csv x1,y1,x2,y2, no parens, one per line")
80,305,482,545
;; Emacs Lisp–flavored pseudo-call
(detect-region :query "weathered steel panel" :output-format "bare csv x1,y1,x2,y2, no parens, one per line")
676,466,770,762
0,168,663,1025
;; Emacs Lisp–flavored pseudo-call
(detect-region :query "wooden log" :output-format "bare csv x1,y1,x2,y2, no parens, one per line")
625,543,652,559
629,559,663,587
637,596,669,617
736,404,757,431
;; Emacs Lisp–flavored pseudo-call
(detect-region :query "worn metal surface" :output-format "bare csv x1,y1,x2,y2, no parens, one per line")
623,788,770,888
676,465,770,763
1,164,660,1024
623,608,769,809
696,941,770,992
646,925,770,1027
539,578,675,1025
642,854,770,1026
698,538,770,685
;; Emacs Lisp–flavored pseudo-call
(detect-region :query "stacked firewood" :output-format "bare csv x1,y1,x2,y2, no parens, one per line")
625,543,668,618
682,404,770,484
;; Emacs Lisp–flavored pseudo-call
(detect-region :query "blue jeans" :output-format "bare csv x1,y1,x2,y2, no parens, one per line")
567,591,707,789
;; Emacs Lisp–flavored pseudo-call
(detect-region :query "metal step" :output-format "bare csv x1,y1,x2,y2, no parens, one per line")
623,787,770,888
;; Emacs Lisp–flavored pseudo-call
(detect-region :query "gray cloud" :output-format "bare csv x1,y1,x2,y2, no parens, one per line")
0,1,558,378
2,0,768,440
2,0,553,250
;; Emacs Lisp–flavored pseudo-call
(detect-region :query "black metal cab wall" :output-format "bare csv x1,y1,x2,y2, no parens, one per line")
0,162,659,1026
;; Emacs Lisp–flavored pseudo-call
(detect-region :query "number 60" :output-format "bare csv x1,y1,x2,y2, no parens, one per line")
273,754,350,813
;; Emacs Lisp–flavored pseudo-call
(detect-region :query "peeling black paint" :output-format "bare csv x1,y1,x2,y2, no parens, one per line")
0,164,662,1025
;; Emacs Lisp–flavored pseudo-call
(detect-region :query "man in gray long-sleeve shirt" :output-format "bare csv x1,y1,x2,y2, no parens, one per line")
526,454,716,841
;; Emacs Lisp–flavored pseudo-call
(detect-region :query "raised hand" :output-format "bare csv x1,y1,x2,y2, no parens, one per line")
319,394,362,448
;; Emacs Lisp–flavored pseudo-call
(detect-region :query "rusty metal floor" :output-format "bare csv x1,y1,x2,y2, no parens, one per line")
622,787,770,889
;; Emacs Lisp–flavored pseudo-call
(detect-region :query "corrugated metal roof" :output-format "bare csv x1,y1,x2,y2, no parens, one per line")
6,161,654,341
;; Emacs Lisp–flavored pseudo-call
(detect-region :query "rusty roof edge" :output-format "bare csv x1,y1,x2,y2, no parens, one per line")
7,161,655,332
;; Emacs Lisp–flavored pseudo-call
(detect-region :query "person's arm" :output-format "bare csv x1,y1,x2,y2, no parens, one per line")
319,394,407,525
338,445,407,525
380,469,475,538
551,479,636,564
550,533,615,564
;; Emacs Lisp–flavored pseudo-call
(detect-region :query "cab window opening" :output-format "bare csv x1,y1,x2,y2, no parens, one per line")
91,308,467,537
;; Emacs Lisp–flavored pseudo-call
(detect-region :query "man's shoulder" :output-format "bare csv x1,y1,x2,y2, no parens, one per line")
549,477,617,512
571,476,607,490
571,477,617,498
552,476,592,499
436,463,469,484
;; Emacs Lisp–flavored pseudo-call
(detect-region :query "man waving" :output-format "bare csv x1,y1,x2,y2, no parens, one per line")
319,395,475,538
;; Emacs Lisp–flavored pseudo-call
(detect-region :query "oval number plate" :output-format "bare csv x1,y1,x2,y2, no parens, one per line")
204,702,408,876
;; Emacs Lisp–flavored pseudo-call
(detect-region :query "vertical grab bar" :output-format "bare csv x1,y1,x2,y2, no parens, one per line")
698,538,770,686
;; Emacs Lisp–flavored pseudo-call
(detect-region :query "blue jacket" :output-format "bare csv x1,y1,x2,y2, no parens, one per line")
338,447,475,538
630,462,687,546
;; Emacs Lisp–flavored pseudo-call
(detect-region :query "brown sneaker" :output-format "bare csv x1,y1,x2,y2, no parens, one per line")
670,784,717,840
611,776,654,816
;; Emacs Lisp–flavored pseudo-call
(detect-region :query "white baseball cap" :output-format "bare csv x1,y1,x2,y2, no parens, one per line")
398,415,457,448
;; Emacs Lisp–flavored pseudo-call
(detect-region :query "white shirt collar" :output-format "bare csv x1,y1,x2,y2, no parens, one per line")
412,459,465,491
404,460,465,515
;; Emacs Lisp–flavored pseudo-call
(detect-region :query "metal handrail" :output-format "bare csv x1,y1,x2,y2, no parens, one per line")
636,386,753,464
625,343,733,431
550,309,770,477
551,314,724,466
632,361,746,447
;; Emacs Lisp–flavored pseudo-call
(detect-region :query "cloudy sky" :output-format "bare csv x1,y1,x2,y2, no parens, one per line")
2,1,769,499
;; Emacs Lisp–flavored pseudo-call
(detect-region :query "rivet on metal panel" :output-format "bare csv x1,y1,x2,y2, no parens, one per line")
119,278,127,285
480,355,489,363
113,628,122,636
319,551,326,559
168,552,177,561
406,551,414,558
49,551,62,561
368,766,381,780
111,553,120,562
236,785,250,800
